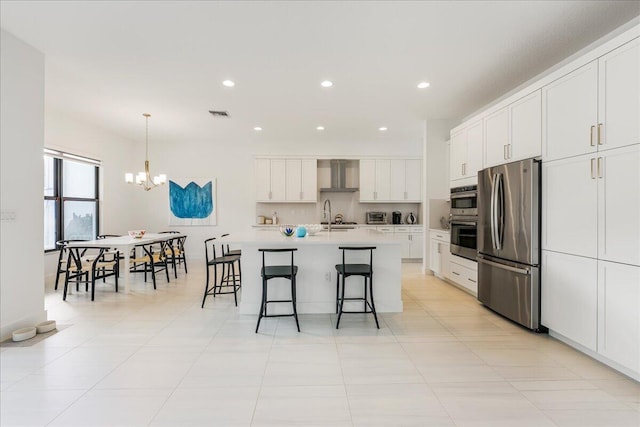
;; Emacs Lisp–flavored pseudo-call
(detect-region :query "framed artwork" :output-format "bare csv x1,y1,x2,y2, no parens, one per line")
168,178,217,226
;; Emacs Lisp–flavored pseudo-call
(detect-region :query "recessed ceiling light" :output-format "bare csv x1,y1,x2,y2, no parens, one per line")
253,126,262,131
320,80,333,88
316,126,325,131
417,81,431,89
222,80,235,87
379,127,388,131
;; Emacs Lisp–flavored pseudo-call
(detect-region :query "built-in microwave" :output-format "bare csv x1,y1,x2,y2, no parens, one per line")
450,185,477,216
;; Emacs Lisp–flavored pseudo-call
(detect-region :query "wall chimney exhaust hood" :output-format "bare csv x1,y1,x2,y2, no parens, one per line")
320,159,359,192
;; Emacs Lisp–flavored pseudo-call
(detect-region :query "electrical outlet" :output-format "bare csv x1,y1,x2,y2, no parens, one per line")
325,272,331,281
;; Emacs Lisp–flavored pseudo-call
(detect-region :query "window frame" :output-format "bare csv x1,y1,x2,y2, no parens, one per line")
44,152,101,252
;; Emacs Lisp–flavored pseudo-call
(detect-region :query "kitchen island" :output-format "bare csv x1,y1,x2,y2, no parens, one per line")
218,228,402,315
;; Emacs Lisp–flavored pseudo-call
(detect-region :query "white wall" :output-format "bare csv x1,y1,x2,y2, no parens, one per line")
0,30,47,340
42,109,140,284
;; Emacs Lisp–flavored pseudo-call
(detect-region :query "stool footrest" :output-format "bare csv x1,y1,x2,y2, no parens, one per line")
260,313,296,318
265,299,294,304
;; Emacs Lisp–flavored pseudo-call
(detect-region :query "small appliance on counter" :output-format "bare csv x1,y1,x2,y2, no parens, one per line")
392,211,402,224
406,212,417,224
366,211,387,224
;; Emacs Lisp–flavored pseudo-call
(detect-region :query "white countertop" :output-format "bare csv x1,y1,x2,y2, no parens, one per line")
220,228,400,245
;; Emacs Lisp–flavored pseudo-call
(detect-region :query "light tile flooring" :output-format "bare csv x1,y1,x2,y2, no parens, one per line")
1,263,639,426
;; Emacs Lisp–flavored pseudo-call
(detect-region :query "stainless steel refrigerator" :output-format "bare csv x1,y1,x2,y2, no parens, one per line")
477,157,542,331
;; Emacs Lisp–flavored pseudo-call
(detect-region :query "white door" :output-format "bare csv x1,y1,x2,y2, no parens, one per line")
389,159,406,201
465,121,483,178
285,159,302,201
410,232,424,259
542,61,598,161
375,159,391,201
430,238,442,275
404,160,422,201
511,90,542,161
598,38,640,151
301,159,317,202
270,159,286,201
597,145,640,266
597,260,640,374
359,159,376,201
541,250,598,351
484,107,510,167
255,158,272,201
542,154,598,258
450,130,466,181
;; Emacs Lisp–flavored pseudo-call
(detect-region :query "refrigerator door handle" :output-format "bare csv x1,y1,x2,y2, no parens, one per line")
490,173,498,250
496,172,504,251
477,256,530,275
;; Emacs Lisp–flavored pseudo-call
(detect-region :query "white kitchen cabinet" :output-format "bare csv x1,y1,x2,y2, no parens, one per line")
450,121,483,183
542,153,598,258
448,256,478,295
542,145,640,266
510,90,542,161
542,61,599,161
598,38,640,151
255,158,286,202
360,159,391,202
285,159,317,202
597,145,640,266
429,230,450,278
597,260,640,374
390,159,422,202
484,91,542,168
394,226,424,259
543,39,639,161
542,250,598,351
484,107,510,167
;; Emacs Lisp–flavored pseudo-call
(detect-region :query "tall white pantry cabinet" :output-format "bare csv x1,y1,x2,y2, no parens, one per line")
541,37,640,379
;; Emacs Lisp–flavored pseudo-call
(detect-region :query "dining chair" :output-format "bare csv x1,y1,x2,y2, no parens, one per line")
54,239,88,291
159,231,188,277
129,242,171,289
62,245,119,301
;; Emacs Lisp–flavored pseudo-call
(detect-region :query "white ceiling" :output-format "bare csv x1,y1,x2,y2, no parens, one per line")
1,1,639,146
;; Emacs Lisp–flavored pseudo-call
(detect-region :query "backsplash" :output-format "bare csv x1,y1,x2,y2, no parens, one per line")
256,193,421,225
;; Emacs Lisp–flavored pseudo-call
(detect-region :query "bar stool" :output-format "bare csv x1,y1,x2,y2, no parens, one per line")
202,237,241,307
335,246,379,329
256,248,300,333
220,233,241,284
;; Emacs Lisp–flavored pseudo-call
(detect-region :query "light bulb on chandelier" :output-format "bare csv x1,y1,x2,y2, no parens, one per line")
125,113,167,191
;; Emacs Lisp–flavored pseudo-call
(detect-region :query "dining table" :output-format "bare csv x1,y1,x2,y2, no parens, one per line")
65,233,185,293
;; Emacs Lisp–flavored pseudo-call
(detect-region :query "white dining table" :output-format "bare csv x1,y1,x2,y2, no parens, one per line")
65,233,185,293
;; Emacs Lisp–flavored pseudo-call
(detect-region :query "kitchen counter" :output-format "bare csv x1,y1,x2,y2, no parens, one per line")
219,228,402,315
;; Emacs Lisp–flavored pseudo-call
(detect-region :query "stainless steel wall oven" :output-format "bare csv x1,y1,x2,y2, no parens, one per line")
450,185,478,261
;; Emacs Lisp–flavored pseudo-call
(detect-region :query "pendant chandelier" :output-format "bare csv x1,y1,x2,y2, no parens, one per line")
125,113,166,191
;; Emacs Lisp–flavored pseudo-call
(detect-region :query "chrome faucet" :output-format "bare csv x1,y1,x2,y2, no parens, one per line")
323,199,332,232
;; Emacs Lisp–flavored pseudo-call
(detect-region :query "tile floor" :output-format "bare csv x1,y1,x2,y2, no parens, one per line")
1,263,638,426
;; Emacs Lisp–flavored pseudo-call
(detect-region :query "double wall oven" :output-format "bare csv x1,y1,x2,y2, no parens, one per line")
450,185,478,261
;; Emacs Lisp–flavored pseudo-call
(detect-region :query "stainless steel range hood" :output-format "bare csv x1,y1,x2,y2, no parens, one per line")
320,159,359,192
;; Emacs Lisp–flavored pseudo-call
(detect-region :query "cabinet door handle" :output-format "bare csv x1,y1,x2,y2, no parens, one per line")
374,191,377,200
508,144,512,159
468,278,477,283
404,191,407,200
597,123,603,145
590,125,595,147
590,158,596,179
597,157,603,178
269,191,272,200
452,271,460,276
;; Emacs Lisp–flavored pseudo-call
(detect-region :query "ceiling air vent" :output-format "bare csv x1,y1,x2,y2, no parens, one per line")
208,110,230,118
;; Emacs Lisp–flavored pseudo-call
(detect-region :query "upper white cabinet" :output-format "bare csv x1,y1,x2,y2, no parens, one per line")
450,121,482,182
361,159,421,203
484,90,542,168
285,159,317,202
390,159,422,202
256,158,317,203
255,158,286,202
543,39,639,161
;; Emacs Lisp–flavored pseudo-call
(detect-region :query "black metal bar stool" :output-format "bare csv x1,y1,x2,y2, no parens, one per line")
335,246,379,329
221,233,241,285
202,237,241,307
256,248,300,333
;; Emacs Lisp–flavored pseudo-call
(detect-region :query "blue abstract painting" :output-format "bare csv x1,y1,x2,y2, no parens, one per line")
168,179,217,226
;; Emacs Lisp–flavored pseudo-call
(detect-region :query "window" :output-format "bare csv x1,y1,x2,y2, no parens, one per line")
44,150,100,251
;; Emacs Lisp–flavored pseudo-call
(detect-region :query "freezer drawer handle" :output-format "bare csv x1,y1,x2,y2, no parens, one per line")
478,257,530,275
